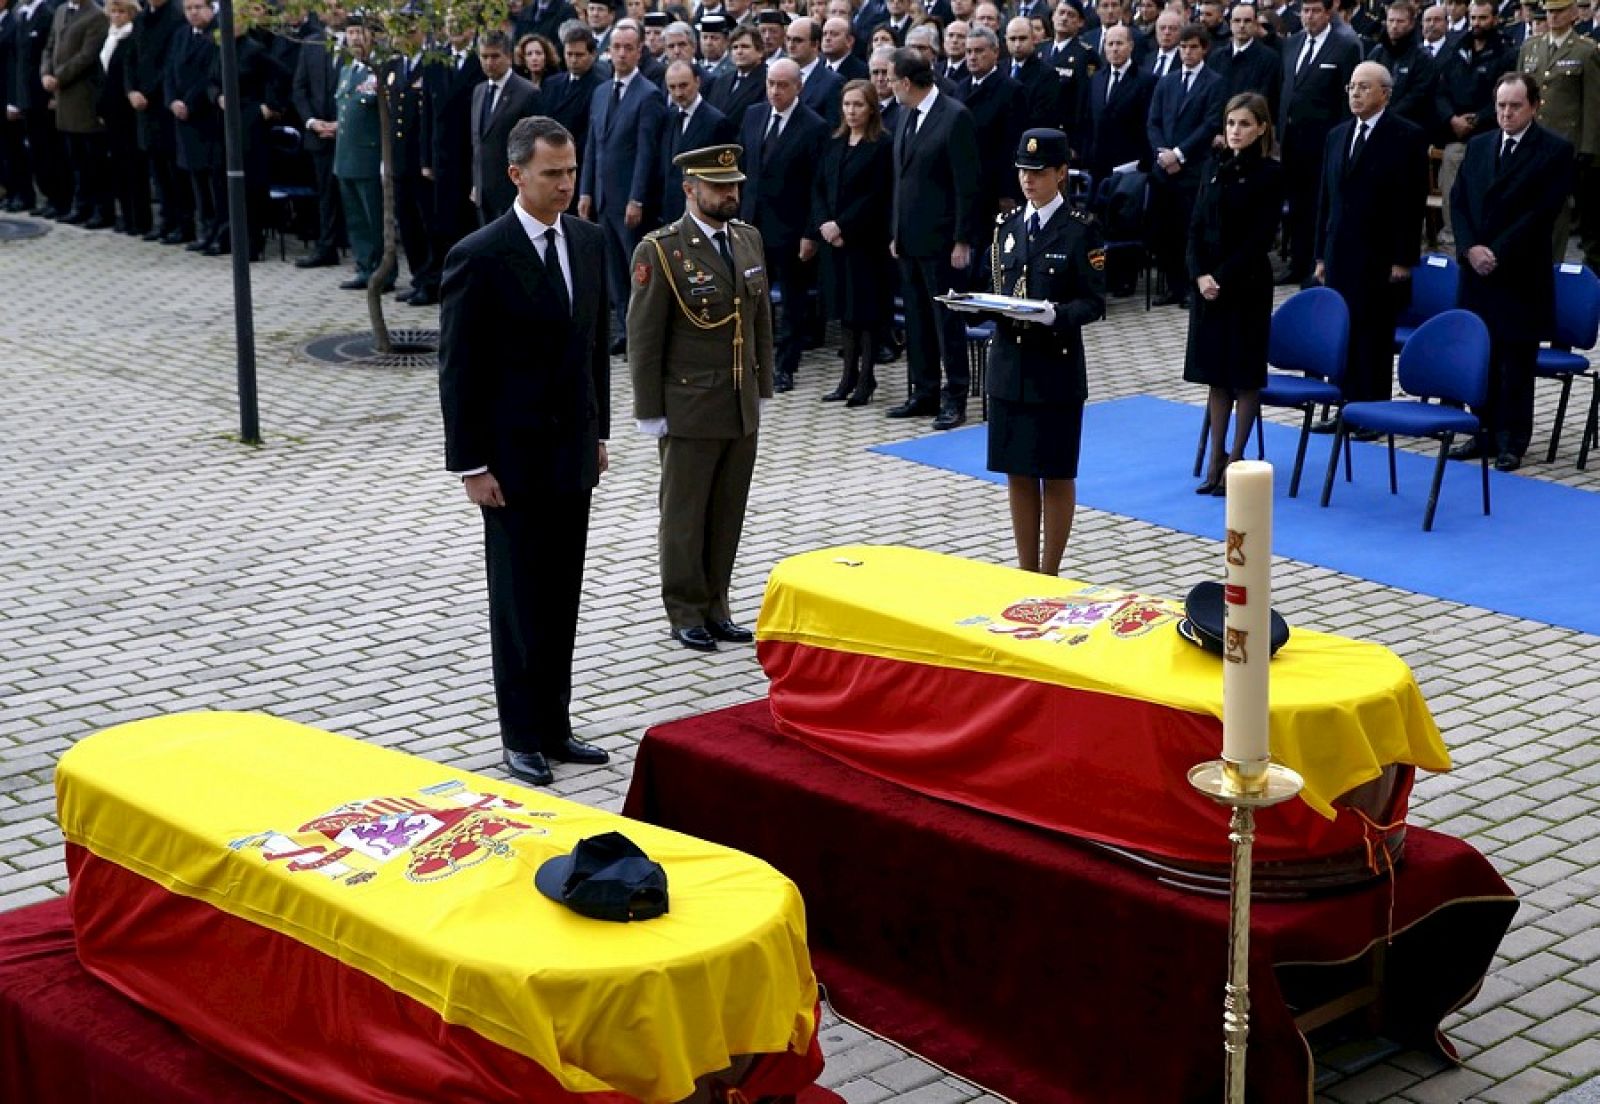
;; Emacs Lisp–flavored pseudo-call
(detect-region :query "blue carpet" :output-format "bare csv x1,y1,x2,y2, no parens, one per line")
873,395,1600,637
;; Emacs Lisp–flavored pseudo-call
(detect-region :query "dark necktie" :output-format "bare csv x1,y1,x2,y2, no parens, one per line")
479,81,498,136
714,228,735,274
543,227,570,314
1108,68,1119,102
1296,36,1316,78
1349,120,1368,166
612,79,624,109
1155,53,1169,78
764,111,781,155
1497,135,1517,173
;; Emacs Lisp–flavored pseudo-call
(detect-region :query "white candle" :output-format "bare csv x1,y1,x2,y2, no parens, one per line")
1222,461,1273,764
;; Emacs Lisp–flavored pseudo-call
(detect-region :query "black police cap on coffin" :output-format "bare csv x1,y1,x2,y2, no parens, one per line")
535,832,670,922
1177,580,1291,658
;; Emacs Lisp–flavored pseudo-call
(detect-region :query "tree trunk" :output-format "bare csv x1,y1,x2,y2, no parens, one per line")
367,75,397,355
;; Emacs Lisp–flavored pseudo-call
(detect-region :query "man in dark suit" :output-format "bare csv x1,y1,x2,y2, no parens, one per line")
705,24,768,131
438,116,611,789
822,15,869,79
290,9,345,265
421,24,484,285
1367,0,1439,131
1145,23,1226,305
870,43,902,128
1141,8,1183,80
785,16,845,125
1086,22,1155,179
165,0,224,251
958,25,1026,243
1449,72,1576,469
853,0,889,57
886,47,980,429
124,0,187,239
1216,3,1284,118
472,31,540,225
1008,15,1065,130
17,0,70,218
1314,61,1429,415
579,19,667,350
514,0,577,44
739,58,826,390
1278,0,1363,282
659,58,733,222
0,0,28,212
541,24,599,166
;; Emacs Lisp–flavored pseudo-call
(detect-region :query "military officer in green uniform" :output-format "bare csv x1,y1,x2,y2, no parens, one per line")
627,144,775,653
1519,0,1600,269
333,18,386,290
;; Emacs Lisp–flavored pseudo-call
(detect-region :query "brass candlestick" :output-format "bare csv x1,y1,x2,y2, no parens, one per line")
1187,758,1305,1104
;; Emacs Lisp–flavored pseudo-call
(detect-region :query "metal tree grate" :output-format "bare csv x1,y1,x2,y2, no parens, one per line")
0,218,51,242
300,329,440,370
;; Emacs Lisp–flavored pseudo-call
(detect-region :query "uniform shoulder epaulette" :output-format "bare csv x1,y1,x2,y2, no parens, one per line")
994,210,1010,226
643,220,682,242
1069,206,1097,225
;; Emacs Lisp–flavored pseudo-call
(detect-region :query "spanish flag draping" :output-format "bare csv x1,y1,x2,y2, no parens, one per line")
56,713,822,1104
756,545,1452,866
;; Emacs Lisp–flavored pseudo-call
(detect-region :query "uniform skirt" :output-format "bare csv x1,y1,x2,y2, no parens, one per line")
986,396,1085,480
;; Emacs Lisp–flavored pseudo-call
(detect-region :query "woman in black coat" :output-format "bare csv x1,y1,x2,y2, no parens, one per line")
811,79,894,406
1183,91,1284,495
95,0,149,234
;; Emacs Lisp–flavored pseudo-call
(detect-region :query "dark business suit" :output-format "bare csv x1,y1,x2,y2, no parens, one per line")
740,101,827,382
438,208,610,757
1215,39,1283,120
472,71,540,223
19,0,70,212
798,60,843,127
512,0,577,45
580,70,667,338
1145,63,1226,294
1278,27,1362,279
291,36,344,257
124,0,185,235
1086,61,1155,181
1367,32,1438,132
658,98,734,223
1011,51,1063,132
1450,123,1576,456
704,61,766,132
95,29,147,231
0,8,32,208
825,53,868,83
893,89,980,408
959,71,1027,246
165,23,224,246
1315,110,1429,401
540,66,599,167
422,48,485,279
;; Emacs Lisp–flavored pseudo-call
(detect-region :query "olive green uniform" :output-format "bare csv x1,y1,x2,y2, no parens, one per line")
627,215,775,630
1519,29,1600,267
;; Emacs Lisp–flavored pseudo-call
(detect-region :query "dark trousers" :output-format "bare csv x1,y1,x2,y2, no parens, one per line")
899,253,970,404
483,492,592,754
767,244,814,379
1148,173,1200,292
1281,128,1328,279
395,169,433,287
186,164,225,244
600,209,646,339
338,173,383,276
149,147,191,234
63,131,110,216
1334,278,1405,403
106,131,151,232
658,432,757,630
1485,336,1538,456
426,175,474,294
23,107,69,209
1,116,33,206
308,145,345,255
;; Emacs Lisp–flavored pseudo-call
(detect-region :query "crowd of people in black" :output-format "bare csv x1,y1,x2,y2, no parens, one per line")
1,0,1595,439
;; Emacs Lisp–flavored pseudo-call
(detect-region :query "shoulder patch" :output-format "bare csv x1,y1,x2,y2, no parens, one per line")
995,210,1010,226
1069,206,1097,225
634,261,652,286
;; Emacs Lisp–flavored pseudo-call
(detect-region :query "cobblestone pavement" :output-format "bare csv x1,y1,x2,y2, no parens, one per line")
2,217,1599,1104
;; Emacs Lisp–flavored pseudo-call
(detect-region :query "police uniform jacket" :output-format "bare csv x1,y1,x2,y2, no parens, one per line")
382,54,426,177
41,0,107,133
627,216,775,438
333,58,380,179
1519,30,1600,159
986,203,1107,404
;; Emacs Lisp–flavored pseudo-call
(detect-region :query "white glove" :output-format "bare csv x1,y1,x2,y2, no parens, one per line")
1007,303,1056,326
635,417,669,438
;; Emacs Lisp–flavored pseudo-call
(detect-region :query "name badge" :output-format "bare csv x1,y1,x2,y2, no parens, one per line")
743,265,763,277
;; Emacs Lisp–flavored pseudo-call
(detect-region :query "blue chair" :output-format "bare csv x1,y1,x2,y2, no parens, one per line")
1533,263,1600,468
1189,287,1351,497
1392,253,1458,353
1093,174,1153,310
1320,309,1492,532
265,126,319,262
966,319,995,419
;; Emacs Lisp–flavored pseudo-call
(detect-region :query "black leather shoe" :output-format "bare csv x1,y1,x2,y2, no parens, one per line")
774,371,794,393
1151,291,1188,308
932,404,967,430
1448,439,1490,461
503,749,554,786
873,343,901,365
707,619,754,643
886,398,938,419
141,228,165,241
33,204,60,219
546,737,609,765
57,207,88,224
83,214,113,230
185,238,211,252
339,275,370,290
407,288,439,306
295,250,340,269
1350,427,1381,442
1495,451,1522,472
161,229,194,245
609,337,627,356
1309,418,1339,435
202,241,230,256
671,626,718,652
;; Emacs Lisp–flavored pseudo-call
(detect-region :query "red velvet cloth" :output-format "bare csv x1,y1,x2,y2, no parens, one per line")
623,700,1518,1104
0,890,843,1104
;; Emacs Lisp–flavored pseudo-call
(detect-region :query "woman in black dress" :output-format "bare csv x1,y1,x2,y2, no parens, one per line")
95,0,149,235
811,79,894,406
1184,91,1284,494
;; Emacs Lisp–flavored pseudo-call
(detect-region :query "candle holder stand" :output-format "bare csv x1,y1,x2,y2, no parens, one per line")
1187,758,1305,1104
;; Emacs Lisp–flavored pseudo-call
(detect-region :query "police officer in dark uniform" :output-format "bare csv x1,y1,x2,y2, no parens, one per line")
982,127,1106,575
627,143,775,652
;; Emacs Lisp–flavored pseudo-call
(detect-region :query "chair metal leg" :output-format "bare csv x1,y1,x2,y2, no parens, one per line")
1387,435,1398,494
1481,453,1491,516
1288,406,1314,498
1255,410,1265,461
1320,417,1347,508
1194,407,1210,478
1580,377,1599,471
1546,375,1573,464
1423,434,1452,532
1344,432,1352,483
